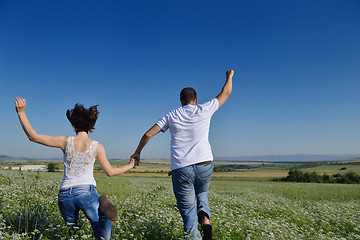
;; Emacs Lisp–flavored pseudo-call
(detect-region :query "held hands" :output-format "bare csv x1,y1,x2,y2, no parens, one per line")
129,158,140,167
15,97,27,113
130,153,140,167
226,70,234,79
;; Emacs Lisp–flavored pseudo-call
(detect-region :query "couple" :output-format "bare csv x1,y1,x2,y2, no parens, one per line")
15,70,234,240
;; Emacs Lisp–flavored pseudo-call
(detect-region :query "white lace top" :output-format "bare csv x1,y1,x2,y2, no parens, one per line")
60,136,98,189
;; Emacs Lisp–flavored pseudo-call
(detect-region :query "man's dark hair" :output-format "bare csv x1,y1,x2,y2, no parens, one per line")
66,104,99,133
180,87,197,105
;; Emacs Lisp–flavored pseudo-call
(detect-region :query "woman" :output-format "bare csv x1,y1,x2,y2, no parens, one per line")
15,97,137,240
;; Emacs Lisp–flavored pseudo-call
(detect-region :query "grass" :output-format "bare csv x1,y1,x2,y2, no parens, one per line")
212,169,288,178
210,180,360,201
0,170,359,239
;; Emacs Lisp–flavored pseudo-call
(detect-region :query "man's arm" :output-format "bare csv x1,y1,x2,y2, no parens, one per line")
216,70,234,108
131,124,162,164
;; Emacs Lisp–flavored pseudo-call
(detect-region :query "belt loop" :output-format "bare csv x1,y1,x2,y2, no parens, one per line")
69,187,72,195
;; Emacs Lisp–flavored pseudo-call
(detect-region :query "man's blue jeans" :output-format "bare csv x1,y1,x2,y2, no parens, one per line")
58,185,112,240
172,162,213,240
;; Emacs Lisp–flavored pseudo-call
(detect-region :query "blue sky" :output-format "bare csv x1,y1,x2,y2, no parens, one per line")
0,0,359,159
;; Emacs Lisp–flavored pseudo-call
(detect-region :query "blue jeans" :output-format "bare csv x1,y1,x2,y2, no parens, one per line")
58,185,112,240
172,162,213,240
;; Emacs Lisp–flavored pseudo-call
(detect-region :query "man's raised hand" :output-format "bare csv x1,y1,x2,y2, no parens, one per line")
226,70,234,79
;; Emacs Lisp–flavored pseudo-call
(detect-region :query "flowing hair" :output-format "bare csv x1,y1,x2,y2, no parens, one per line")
66,104,99,133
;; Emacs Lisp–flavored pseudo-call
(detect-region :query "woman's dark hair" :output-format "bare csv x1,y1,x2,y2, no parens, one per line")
180,87,197,105
66,104,99,133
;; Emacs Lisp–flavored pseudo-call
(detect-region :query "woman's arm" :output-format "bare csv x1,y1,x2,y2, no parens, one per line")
15,97,68,151
96,143,137,177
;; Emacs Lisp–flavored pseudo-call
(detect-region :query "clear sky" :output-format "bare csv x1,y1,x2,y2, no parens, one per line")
0,0,359,159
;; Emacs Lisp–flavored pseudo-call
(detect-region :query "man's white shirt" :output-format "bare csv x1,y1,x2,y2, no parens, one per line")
156,98,219,170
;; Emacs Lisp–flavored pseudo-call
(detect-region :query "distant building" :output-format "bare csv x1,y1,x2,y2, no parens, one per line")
21,165,48,171
0,165,48,171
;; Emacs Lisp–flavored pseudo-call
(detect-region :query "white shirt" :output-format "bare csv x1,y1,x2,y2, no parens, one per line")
60,136,98,189
156,98,219,170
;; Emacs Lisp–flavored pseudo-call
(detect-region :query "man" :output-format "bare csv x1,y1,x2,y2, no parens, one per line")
131,69,234,239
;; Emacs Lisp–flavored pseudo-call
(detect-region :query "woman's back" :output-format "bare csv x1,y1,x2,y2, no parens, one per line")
61,135,98,189
72,135,94,152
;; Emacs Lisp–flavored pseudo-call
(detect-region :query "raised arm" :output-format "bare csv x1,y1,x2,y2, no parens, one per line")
15,97,68,151
131,124,162,164
96,143,138,177
216,70,234,108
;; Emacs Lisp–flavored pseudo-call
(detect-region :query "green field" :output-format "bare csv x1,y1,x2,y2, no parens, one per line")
301,164,360,175
0,170,359,239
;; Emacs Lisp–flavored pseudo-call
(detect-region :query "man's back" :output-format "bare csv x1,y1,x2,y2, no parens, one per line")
156,98,219,170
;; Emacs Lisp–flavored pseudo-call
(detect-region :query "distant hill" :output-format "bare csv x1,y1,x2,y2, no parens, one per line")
0,155,13,161
214,154,360,162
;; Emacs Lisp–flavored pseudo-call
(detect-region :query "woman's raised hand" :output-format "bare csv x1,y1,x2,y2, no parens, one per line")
15,97,27,113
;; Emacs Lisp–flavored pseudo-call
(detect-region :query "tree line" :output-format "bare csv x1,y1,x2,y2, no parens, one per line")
275,169,360,184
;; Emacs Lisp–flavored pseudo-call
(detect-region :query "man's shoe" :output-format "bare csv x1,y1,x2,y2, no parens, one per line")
98,195,119,221
201,224,212,240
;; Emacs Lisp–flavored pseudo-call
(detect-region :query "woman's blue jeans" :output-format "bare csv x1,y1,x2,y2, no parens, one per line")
171,162,213,240
58,185,112,240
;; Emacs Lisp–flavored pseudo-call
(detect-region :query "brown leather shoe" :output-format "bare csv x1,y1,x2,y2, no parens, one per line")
98,195,119,221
